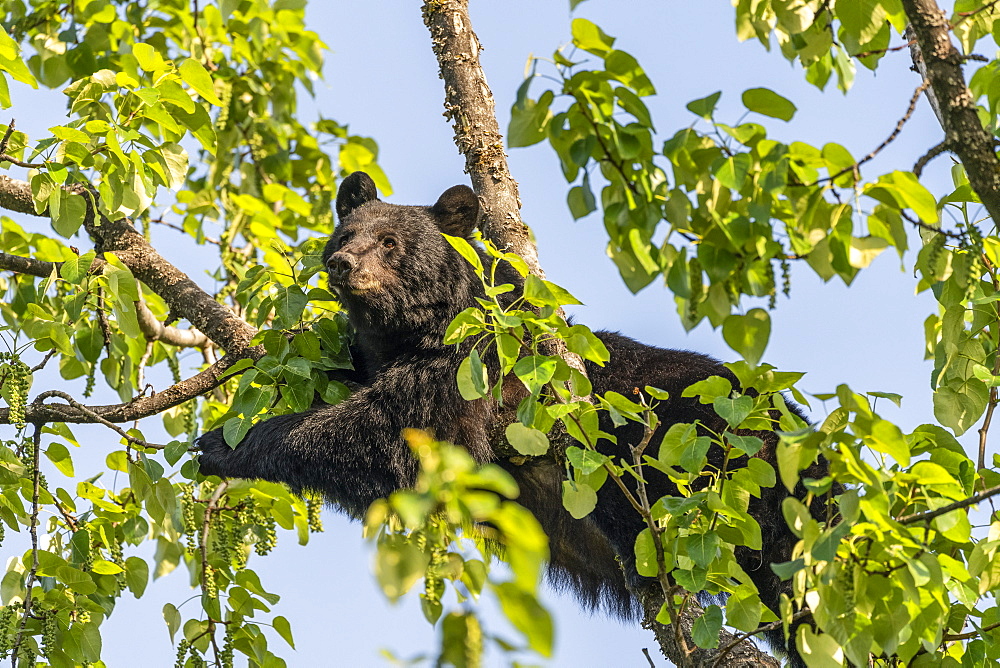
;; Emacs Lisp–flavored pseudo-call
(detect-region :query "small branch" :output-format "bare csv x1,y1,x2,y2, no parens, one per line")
811,79,929,186
897,482,1000,524
900,210,967,240
913,139,950,177
942,618,1000,641
31,389,167,449
711,610,811,667
0,354,247,425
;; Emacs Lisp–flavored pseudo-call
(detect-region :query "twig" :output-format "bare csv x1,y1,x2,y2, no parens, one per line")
200,479,229,664
29,349,57,373
914,139,950,177
9,423,43,667
0,353,248,426
149,216,221,245
811,79,929,186
897,482,1000,524
642,647,656,667
942,618,1000,641
0,120,15,155
900,210,966,240
31,389,166,449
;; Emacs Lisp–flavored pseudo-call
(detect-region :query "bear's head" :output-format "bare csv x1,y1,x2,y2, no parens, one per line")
322,171,485,344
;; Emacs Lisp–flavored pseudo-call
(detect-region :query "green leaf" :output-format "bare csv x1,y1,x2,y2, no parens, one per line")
716,153,752,190
51,191,87,238
684,532,719,569
566,445,610,474
571,18,616,57
508,89,553,148
162,603,181,642
273,616,295,648
493,581,553,657
741,87,797,121
513,355,558,393
726,585,763,632
45,442,74,477
457,350,489,400
722,309,771,366
561,480,597,519
442,233,484,273
686,91,722,120
506,422,550,456
178,59,223,106
125,556,148,597
713,395,753,428
692,605,724,649
795,625,845,667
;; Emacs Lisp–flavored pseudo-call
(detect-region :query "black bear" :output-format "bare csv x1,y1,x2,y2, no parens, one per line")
198,172,832,664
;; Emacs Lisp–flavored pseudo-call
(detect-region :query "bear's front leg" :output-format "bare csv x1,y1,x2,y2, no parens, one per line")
196,411,311,482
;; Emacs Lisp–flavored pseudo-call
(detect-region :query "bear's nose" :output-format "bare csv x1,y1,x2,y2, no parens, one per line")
327,251,357,280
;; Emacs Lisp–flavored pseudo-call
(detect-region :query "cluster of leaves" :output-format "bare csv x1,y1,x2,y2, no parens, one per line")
0,0,395,665
0,414,320,667
365,429,551,666
495,2,1000,665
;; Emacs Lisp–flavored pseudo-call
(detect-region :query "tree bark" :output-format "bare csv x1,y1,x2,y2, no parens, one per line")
902,0,1000,225
421,2,782,665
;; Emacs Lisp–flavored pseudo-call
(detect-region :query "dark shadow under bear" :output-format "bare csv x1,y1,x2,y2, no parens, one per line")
198,172,832,665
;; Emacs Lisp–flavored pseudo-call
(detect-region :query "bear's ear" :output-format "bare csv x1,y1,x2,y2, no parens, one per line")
431,185,480,238
336,172,379,220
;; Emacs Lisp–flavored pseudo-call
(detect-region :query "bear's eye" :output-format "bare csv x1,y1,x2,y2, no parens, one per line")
382,237,397,250
336,234,351,250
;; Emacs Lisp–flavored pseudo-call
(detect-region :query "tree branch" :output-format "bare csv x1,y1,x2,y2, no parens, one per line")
421,0,588,382
897,481,1000,524
903,0,1000,224
0,354,244,425
423,2,780,666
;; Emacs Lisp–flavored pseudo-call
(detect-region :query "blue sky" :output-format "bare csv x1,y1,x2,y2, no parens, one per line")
3,1,963,666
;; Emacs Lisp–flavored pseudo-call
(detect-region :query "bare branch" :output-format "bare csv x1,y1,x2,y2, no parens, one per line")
31,389,167,449
897,482,1000,524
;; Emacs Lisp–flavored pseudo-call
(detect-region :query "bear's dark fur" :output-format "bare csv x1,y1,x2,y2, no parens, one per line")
198,172,833,665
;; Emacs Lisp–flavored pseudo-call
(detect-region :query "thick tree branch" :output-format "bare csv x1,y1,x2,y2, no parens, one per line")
0,354,243,425
903,0,1000,224
421,0,588,380
639,587,781,668
422,2,780,666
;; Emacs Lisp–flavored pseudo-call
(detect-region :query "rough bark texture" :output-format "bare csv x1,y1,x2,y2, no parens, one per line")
422,2,781,666
903,0,1000,224
639,588,781,668
420,0,589,384
421,0,536,274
